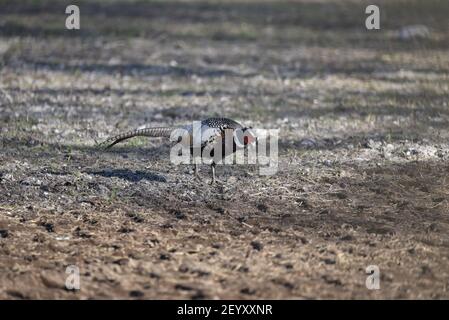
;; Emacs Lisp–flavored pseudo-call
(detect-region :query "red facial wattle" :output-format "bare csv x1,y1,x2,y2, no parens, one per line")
244,135,255,145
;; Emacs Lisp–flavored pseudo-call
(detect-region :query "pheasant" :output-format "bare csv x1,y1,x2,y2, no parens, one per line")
100,118,256,183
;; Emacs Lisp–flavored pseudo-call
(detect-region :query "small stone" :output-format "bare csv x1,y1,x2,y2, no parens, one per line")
191,290,207,300
211,243,223,249
421,265,433,276
173,210,186,219
113,258,129,266
175,284,194,291
340,235,354,241
250,240,263,251
284,263,294,269
238,266,250,273
323,160,332,167
179,264,189,273
129,290,144,298
323,258,336,265
240,287,256,295
41,222,55,233
159,253,171,260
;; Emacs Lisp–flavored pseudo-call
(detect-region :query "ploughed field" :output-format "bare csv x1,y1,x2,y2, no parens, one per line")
1,0,449,299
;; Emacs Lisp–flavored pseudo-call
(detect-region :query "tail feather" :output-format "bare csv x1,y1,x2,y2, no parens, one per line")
100,127,175,149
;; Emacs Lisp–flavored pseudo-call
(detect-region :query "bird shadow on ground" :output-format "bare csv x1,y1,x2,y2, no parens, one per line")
86,168,167,183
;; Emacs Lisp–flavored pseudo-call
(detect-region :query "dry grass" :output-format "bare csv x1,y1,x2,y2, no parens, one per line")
1,0,449,299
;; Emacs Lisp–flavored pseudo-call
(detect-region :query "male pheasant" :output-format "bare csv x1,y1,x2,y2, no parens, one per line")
100,118,256,183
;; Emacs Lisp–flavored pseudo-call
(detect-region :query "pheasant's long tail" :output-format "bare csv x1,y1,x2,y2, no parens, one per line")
99,127,175,149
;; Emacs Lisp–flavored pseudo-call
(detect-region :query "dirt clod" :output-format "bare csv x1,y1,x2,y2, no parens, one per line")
0,229,9,238
250,240,264,251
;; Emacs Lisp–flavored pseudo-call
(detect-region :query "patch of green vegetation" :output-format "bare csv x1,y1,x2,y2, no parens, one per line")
124,136,150,148
108,187,119,203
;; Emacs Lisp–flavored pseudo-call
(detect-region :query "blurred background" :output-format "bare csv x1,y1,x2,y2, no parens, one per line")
1,0,449,299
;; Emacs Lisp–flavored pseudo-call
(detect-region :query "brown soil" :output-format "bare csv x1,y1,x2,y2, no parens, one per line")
1,0,449,299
